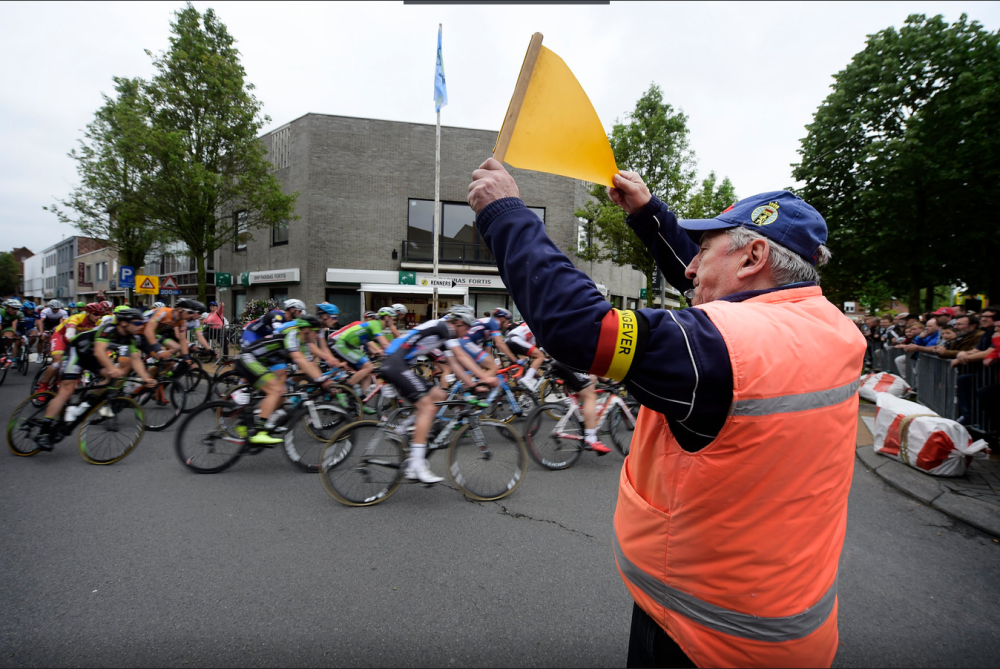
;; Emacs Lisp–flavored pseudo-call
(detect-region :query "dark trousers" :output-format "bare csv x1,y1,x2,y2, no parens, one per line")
957,372,975,420
627,602,696,668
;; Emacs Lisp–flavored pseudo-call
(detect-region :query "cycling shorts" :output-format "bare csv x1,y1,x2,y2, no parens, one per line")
239,328,261,349
234,352,276,389
549,360,593,393
332,340,369,370
61,346,104,381
506,339,537,358
50,330,68,355
380,353,431,403
459,340,488,364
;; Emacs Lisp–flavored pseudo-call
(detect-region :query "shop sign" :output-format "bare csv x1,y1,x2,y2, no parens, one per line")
215,272,232,287
640,288,647,299
420,277,454,288
246,268,300,285
399,271,416,285
239,271,250,286
414,272,505,289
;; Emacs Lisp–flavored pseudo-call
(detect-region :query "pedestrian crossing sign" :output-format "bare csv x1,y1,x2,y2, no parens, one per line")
136,275,159,295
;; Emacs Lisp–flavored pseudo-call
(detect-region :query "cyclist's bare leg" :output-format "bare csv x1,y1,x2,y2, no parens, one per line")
347,360,373,390
4,331,18,359
412,386,446,446
258,377,284,421
579,380,598,431
44,378,80,421
41,352,63,385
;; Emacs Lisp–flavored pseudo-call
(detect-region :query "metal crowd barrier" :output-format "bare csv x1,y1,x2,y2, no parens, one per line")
910,356,998,437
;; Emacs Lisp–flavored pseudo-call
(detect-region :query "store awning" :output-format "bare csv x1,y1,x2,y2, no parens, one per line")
358,282,468,297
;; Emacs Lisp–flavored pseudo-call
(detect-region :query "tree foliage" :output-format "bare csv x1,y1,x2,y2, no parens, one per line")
576,84,736,300
794,14,1000,311
45,77,164,272
0,253,19,296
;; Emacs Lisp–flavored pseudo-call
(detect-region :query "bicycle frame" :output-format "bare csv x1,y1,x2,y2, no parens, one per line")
547,390,635,440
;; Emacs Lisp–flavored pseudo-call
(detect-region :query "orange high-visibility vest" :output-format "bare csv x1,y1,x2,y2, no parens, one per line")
613,285,866,668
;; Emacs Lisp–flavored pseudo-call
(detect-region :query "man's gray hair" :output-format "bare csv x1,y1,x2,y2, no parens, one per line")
724,227,831,286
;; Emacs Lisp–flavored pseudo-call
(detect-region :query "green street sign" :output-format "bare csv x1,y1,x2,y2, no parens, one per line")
215,272,232,287
239,271,250,286
639,288,647,299
399,271,416,285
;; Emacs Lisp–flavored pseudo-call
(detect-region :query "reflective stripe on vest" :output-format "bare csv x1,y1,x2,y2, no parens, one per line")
729,379,860,417
613,535,837,643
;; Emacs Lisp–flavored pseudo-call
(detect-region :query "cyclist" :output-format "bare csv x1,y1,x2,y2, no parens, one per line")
385,303,408,339
18,301,40,361
329,307,396,397
235,314,333,445
547,360,609,454
142,298,211,360
240,299,305,348
37,302,106,392
458,307,520,375
505,321,546,391
380,304,499,484
38,300,67,359
1,298,24,366
35,308,156,451
309,303,348,371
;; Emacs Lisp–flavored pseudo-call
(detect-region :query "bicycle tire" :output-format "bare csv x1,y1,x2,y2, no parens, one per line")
211,369,245,401
7,391,55,456
286,403,352,472
175,400,249,474
30,365,50,404
447,419,527,501
0,361,7,386
78,396,145,465
135,381,181,431
319,420,404,506
536,378,568,418
609,400,639,456
174,368,213,413
486,385,536,424
523,402,583,470
19,351,29,376
327,384,363,420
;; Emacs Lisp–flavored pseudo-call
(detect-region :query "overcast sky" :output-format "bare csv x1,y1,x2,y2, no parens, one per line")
2,1,998,254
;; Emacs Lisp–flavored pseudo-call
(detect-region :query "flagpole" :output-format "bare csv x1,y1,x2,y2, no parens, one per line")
432,23,442,321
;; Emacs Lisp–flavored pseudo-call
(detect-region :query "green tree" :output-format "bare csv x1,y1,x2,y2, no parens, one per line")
794,14,1000,311
144,4,297,302
0,253,19,296
576,85,736,302
45,77,164,297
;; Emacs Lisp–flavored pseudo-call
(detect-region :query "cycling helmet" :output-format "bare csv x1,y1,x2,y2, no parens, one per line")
297,314,322,330
22,301,35,310
447,304,476,326
84,302,104,315
116,308,147,322
176,298,206,313
316,303,340,317
99,300,113,313
392,303,407,316
4,298,22,310
363,310,377,320
377,307,396,319
113,305,130,314
492,308,513,320
152,301,166,309
76,302,86,308
283,299,306,312
48,300,62,310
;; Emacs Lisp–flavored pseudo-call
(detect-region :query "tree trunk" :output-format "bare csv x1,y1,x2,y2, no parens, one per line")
907,275,921,317
196,253,207,304
923,284,936,313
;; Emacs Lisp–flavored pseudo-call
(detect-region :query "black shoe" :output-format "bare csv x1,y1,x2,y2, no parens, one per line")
35,433,54,451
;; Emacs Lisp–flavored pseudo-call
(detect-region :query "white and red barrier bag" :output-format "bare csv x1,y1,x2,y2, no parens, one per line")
873,394,990,476
859,372,911,402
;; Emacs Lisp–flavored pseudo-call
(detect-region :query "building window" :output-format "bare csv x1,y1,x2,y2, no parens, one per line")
611,294,623,309
85,264,92,285
406,199,544,265
96,262,107,282
269,287,287,304
269,126,290,171
272,219,289,246
234,210,248,250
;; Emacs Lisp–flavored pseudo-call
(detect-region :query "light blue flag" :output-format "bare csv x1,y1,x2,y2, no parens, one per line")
434,25,448,113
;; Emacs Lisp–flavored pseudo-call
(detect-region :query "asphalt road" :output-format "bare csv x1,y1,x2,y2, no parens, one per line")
1,364,998,668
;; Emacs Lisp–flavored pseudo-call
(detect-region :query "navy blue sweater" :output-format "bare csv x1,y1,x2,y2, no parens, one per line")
477,194,814,451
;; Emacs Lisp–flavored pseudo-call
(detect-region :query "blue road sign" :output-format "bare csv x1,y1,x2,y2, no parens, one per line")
119,266,135,288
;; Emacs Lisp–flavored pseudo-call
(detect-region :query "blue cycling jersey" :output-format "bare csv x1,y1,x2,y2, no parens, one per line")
461,317,501,348
17,313,37,334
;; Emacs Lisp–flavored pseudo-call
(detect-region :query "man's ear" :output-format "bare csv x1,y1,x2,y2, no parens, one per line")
737,239,770,278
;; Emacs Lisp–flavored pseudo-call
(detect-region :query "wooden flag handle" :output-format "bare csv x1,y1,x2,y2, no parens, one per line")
493,32,544,163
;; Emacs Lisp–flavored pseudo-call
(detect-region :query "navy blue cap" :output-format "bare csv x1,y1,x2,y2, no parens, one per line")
678,191,828,265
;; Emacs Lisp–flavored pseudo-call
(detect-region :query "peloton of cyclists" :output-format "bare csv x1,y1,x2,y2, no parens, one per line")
142,299,212,361
329,307,397,400
36,302,108,393
240,299,306,349
35,308,157,451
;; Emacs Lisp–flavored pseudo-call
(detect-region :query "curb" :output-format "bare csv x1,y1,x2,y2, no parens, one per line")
856,417,1000,537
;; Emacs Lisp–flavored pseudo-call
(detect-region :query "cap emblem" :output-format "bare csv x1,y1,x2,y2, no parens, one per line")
750,202,780,226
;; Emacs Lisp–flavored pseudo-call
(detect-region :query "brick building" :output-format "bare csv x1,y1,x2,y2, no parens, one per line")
216,114,645,325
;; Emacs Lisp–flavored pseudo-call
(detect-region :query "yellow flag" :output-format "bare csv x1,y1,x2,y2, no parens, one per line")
495,43,618,187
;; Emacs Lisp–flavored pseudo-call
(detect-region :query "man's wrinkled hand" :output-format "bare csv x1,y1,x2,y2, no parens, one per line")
468,158,519,214
608,171,652,215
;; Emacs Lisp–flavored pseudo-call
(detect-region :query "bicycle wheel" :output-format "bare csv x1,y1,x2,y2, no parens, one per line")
319,420,404,506
523,402,583,470
536,378,568,418
609,400,639,456
328,384,363,420
7,392,55,456
135,381,181,431
19,350,29,375
174,367,212,413
447,419,527,501
175,400,249,473
285,403,352,472
78,396,145,465
30,366,52,406
486,385,536,423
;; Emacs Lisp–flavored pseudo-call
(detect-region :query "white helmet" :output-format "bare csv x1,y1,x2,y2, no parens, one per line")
4,298,23,310
392,303,407,317
152,301,166,309
446,304,476,326
283,299,306,312
48,299,62,310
